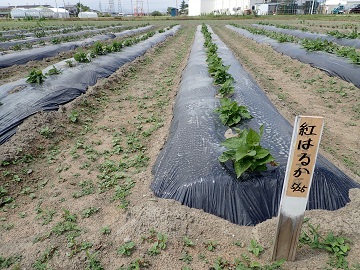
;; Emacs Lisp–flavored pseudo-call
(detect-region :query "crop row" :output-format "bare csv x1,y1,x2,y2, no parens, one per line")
256,21,360,40
256,21,309,32
0,22,122,41
0,24,149,52
0,24,181,143
252,22,360,52
0,25,154,69
201,24,276,179
25,27,176,85
262,20,359,31
232,24,360,65
0,20,122,32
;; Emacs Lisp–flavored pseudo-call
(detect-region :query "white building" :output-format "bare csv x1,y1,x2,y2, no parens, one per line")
11,6,55,18
322,0,360,13
78,11,98,18
24,7,54,18
189,0,258,15
48,7,70,18
10,8,27,18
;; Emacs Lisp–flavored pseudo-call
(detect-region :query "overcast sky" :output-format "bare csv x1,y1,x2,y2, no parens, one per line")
4,0,187,13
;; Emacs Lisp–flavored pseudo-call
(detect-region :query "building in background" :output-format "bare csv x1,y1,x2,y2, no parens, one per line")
188,0,360,15
188,0,258,15
78,11,99,18
0,6,11,17
10,6,54,19
48,7,70,18
63,5,78,17
1,4,86,18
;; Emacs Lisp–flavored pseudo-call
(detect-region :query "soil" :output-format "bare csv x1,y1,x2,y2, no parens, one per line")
0,20,359,270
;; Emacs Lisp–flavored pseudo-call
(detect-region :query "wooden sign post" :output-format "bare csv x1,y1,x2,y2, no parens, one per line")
272,116,324,262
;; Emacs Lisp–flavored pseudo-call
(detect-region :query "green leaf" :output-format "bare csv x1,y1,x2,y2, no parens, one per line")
221,137,242,149
234,145,250,161
259,124,264,137
246,128,261,146
249,163,264,172
255,154,274,165
253,147,270,159
340,245,349,253
219,125,277,178
250,261,261,268
336,237,344,245
234,159,252,178
218,153,229,163
246,150,256,157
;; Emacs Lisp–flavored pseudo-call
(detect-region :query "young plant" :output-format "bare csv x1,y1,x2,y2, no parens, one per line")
91,41,107,56
118,258,150,270
36,207,56,225
68,110,79,123
111,41,122,52
212,64,233,85
85,251,104,270
179,251,193,264
65,59,74,67
247,239,264,257
142,229,168,256
81,207,100,218
300,220,351,269
117,241,136,256
34,30,46,38
100,225,111,235
218,79,235,97
213,257,232,269
204,240,218,251
46,65,62,75
0,255,20,268
74,51,91,63
218,125,277,178
32,246,57,270
0,186,13,207
183,236,195,247
39,126,54,138
26,69,47,84
51,37,61,44
214,98,252,127
207,54,223,74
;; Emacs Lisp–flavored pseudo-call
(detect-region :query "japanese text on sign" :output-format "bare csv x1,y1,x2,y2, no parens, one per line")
286,117,324,198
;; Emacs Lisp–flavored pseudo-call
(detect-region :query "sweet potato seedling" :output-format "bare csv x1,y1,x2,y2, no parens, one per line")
219,125,277,178
26,69,47,84
214,98,252,127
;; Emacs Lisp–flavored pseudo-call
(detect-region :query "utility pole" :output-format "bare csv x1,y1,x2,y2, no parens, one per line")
118,0,122,13
109,0,114,13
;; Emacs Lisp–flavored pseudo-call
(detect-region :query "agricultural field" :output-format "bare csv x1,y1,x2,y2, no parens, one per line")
0,16,359,270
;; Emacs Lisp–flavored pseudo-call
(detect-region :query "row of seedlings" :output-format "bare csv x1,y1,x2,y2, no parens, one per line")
201,24,277,179
2,23,150,52
231,24,360,65
257,21,359,39
25,26,177,85
0,21,118,34
0,22,124,41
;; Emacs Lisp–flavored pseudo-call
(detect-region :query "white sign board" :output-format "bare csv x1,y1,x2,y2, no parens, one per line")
272,116,324,261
